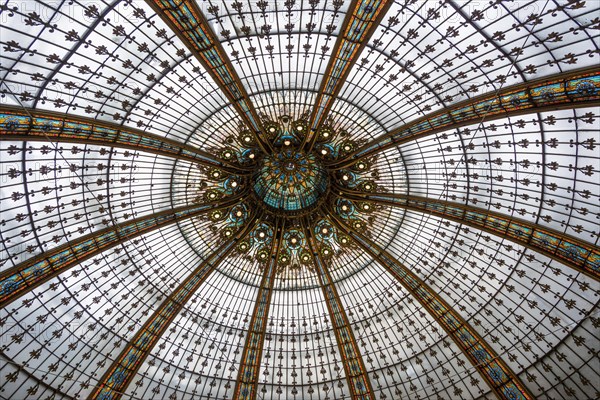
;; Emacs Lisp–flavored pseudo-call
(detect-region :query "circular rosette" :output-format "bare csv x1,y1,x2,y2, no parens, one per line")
351,159,370,173
220,148,236,161
208,209,227,222
208,168,225,181
204,189,223,202
293,120,308,138
338,140,358,156
284,229,304,250
229,204,249,225
337,170,358,187
336,199,357,219
338,234,353,248
220,226,235,240
255,247,270,263
317,126,335,142
351,219,367,233
356,201,374,213
265,122,280,138
319,245,334,260
251,223,274,245
314,220,335,242
278,250,292,267
299,251,312,265
358,180,377,192
223,176,241,192
237,240,251,254
253,151,328,213
238,130,256,146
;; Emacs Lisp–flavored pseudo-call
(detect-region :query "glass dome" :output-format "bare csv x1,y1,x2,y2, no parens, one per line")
0,1,598,400
253,150,329,213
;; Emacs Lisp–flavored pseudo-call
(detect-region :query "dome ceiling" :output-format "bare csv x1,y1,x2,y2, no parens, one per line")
0,1,599,400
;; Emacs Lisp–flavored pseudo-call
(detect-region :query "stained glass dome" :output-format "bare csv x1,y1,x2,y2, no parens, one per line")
253,150,329,213
0,1,599,400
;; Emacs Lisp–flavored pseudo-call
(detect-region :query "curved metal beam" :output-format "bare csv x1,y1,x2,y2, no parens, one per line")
338,188,600,281
0,193,246,309
327,211,535,400
233,219,284,400
303,219,375,400
447,0,526,83
0,350,75,400
303,0,394,151
144,0,273,154
0,106,248,174
329,67,600,168
88,212,260,400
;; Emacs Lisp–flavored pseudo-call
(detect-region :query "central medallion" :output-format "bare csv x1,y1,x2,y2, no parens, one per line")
253,149,329,214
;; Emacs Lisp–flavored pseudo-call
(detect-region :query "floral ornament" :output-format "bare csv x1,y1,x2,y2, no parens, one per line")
576,79,597,96
252,149,329,212
186,110,392,270
234,221,275,264
277,227,314,275
207,123,261,167
312,125,369,161
202,202,252,244
176,106,393,275
309,213,364,258
185,162,246,205
233,222,318,278
213,114,312,165
261,113,309,147
333,154,388,194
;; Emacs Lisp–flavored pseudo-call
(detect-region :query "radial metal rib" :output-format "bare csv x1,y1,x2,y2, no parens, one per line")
88,212,260,400
144,0,273,153
339,189,600,281
303,219,375,400
233,219,285,400
0,105,248,174
303,0,394,151
328,212,535,400
330,67,600,168
0,193,246,309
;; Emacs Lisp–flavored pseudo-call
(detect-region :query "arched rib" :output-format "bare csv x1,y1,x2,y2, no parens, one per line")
144,0,273,154
338,189,600,281
328,212,535,400
446,0,526,83
303,0,394,151
329,67,600,168
0,105,248,174
88,211,260,400
233,218,284,400
0,193,246,309
303,219,375,400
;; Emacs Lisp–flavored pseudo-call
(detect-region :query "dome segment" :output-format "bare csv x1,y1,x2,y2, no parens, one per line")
0,1,599,400
253,150,329,213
